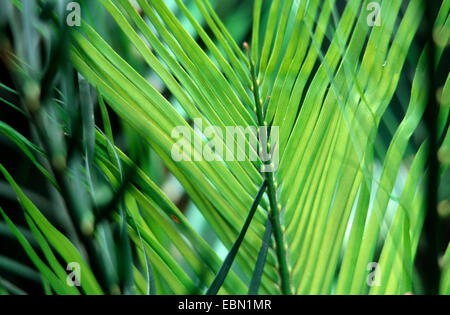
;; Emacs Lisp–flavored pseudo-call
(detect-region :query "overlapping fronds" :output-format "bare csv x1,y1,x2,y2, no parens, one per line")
1,0,449,295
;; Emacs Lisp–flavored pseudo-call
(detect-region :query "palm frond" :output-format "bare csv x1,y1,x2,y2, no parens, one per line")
0,0,448,295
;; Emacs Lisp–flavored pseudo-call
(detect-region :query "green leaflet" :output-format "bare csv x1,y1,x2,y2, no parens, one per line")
207,181,267,295
0,164,103,295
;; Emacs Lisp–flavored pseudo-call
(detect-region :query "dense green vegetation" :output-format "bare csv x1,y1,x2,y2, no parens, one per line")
0,0,449,295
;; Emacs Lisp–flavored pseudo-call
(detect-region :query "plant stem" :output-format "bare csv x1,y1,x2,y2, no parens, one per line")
244,43,291,295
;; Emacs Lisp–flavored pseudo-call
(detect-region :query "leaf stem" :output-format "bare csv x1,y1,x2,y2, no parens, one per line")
244,43,291,295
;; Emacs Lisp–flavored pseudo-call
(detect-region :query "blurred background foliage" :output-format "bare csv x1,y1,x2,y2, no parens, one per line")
0,0,449,295
0,0,258,295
